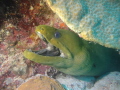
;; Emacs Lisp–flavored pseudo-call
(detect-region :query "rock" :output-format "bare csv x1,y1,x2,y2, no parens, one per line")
56,74,95,90
46,0,120,49
17,74,65,90
88,72,120,90
56,72,120,90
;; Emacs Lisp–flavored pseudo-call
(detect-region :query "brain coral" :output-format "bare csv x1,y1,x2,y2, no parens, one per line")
46,0,120,49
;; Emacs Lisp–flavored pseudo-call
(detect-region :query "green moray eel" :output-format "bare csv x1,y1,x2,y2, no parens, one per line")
23,25,120,76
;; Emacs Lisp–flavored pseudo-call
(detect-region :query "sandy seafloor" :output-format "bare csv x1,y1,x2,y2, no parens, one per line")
0,0,120,90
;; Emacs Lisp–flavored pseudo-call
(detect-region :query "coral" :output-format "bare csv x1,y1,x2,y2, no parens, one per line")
46,0,120,49
3,77,24,90
17,75,65,90
0,0,69,89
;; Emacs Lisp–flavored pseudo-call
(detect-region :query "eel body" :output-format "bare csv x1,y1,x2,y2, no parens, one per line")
23,25,120,76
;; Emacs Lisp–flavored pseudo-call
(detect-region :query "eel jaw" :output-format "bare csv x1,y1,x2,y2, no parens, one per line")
30,31,67,58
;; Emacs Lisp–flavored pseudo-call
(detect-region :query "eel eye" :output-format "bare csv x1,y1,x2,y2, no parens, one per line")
54,32,61,38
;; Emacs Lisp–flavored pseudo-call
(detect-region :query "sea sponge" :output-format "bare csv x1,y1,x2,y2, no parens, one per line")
46,0,120,49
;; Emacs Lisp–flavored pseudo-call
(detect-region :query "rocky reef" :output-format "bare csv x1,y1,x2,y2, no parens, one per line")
0,0,120,90
0,0,68,89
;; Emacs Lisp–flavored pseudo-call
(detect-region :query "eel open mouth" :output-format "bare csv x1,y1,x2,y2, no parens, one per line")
29,31,66,58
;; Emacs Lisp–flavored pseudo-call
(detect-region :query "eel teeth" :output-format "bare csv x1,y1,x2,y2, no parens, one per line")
32,31,67,58
33,49,47,55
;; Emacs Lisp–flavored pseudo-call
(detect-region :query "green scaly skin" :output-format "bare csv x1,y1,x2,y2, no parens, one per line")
23,25,120,76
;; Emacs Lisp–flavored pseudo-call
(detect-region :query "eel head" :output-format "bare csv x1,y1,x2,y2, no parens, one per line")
23,25,84,71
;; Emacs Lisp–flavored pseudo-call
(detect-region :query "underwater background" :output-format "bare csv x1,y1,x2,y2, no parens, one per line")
0,0,120,90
